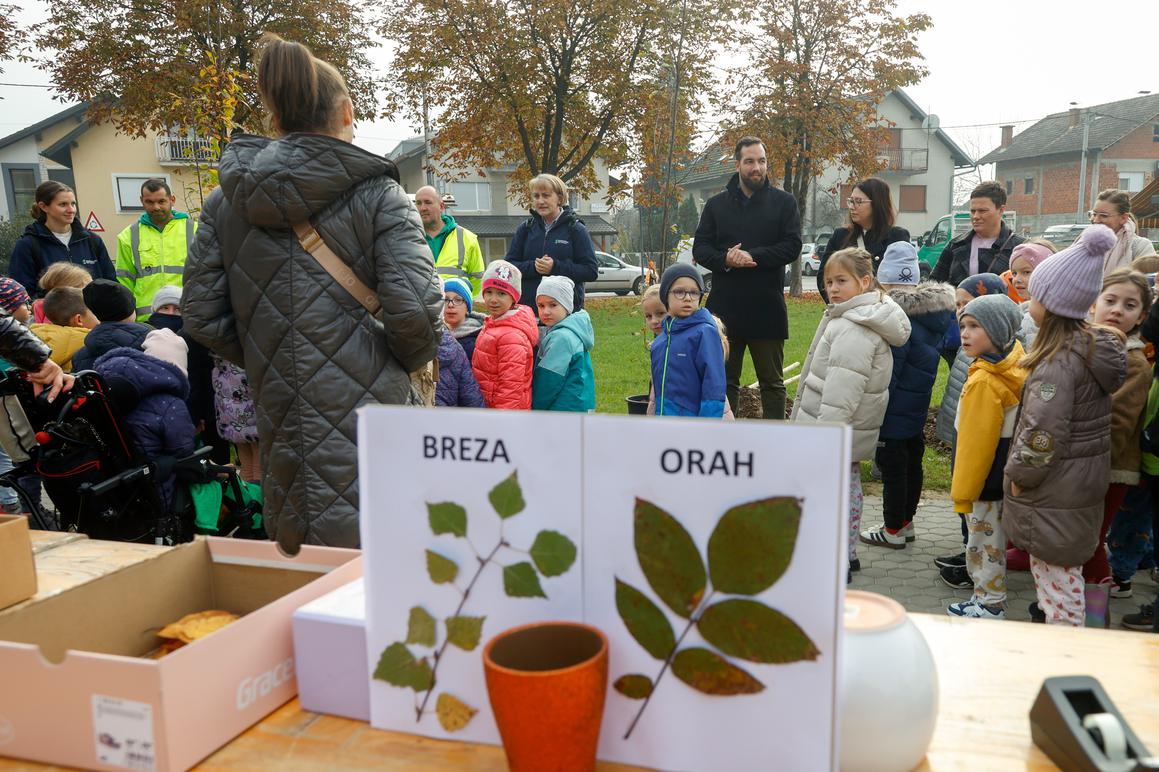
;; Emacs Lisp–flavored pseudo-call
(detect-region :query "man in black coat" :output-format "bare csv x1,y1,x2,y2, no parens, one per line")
692,137,803,420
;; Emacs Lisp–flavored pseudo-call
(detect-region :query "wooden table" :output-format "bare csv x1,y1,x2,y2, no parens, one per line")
2,606,1156,770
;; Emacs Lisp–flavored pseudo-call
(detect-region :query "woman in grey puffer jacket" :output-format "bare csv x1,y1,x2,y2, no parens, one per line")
183,37,442,552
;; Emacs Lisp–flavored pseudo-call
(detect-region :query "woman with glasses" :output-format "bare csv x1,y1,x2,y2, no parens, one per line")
816,178,910,301
1091,189,1157,274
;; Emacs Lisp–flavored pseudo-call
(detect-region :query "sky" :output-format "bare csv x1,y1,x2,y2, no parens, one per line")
2,0,1157,166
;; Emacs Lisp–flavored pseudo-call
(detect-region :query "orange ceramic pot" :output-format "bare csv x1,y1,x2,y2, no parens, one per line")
482,621,609,772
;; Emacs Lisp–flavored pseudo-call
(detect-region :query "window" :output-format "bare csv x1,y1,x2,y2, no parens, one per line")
1004,179,1013,195
1024,177,1035,195
113,173,171,213
1119,172,1146,193
596,253,619,268
568,191,579,211
448,182,491,213
1153,124,1159,142
899,184,926,213
4,165,39,219
887,128,902,149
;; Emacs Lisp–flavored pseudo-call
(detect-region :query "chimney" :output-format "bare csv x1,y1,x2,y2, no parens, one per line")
1000,125,1014,149
1069,107,1082,128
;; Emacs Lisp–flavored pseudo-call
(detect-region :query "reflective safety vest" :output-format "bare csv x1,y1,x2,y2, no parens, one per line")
115,215,197,319
433,226,485,297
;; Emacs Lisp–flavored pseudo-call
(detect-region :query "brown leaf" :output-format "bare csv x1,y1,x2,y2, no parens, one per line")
613,674,654,699
671,647,764,695
435,693,477,732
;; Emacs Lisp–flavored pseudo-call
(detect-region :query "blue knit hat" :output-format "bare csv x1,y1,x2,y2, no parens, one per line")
443,277,473,313
957,273,1008,299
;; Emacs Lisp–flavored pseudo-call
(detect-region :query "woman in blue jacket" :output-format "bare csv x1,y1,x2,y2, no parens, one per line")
504,174,598,312
8,181,115,296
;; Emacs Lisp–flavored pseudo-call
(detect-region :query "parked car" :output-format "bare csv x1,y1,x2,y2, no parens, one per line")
674,238,712,292
586,251,655,296
800,243,820,275
1040,223,1089,249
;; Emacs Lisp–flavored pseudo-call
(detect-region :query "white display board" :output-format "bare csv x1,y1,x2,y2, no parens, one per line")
359,407,850,770
583,414,848,771
359,408,585,743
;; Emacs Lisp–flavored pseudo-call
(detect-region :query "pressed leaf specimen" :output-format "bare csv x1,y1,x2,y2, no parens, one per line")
614,496,818,739
372,471,577,732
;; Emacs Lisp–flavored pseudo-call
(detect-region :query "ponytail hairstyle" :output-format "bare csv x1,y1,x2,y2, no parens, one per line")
823,247,883,294
30,181,74,222
257,34,351,135
1096,189,1137,225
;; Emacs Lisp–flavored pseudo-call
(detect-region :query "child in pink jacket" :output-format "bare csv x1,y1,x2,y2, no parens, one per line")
471,260,538,409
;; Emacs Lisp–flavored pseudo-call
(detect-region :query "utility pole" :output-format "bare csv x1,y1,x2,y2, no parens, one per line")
422,87,434,187
1075,110,1090,222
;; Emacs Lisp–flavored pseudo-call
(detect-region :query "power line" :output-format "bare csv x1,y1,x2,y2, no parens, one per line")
0,82,54,88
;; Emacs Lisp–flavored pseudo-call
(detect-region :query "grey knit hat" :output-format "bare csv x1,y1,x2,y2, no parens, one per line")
960,294,1022,357
536,275,575,314
878,241,919,286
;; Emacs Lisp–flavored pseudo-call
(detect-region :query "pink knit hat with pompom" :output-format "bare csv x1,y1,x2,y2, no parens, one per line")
1027,224,1116,319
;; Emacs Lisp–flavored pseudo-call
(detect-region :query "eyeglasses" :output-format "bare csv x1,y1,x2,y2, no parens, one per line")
443,296,466,307
847,198,871,207
1087,210,1115,221
669,289,703,301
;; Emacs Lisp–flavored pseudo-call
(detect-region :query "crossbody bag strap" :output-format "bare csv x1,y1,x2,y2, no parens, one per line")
292,221,382,315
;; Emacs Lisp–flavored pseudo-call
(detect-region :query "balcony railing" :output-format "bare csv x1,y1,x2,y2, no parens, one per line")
876,148,928,173
155,136,217,166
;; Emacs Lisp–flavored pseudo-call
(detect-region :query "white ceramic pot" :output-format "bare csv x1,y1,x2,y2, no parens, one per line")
840,591,939,772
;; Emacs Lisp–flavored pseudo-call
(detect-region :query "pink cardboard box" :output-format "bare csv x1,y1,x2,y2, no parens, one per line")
292,577,368,721
0,537,361,772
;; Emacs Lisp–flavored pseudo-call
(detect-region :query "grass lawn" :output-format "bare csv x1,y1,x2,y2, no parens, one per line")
586,295,953,490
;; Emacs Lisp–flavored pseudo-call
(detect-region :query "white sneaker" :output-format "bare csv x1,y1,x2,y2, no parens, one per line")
947,599,1006,620
860,525,906,549
902,522,916,542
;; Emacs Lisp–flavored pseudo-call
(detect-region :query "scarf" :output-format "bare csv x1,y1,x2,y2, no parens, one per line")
1103,218,1139,274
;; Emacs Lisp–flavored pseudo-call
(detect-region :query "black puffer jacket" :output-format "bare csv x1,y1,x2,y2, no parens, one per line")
182,133,442,552
0,316,51,370
930,222,1024,288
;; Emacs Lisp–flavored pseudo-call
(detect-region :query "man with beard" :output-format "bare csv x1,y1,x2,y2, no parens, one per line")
692,136,803,419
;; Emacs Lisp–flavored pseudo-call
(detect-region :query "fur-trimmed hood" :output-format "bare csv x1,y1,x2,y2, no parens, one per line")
888,282,956,316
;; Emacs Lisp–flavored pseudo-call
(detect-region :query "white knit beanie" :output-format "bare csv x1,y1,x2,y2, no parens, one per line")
143,328,188,376
536,275,575,314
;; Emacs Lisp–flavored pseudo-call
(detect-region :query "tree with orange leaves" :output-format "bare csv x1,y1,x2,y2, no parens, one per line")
721,0,931,295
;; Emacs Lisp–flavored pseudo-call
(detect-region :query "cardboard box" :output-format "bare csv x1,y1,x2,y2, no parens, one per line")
0,515,36,610
292,577,368,721
0,537,361,772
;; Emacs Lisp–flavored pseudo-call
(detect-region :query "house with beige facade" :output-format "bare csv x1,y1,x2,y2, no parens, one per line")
387,137,621,262
0,102,213,254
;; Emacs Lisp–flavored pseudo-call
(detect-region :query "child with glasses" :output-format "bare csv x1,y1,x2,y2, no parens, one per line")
434,278,485,408
442,277,485,362
649,264,725,417
791,248,910,579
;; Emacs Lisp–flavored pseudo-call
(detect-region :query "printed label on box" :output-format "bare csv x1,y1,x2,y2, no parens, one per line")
91,695,156,771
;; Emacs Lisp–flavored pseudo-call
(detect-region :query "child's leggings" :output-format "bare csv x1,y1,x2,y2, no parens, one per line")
966,501,1006,606
849,463,862,563
1107,483,1155,579
1030,556,1084,626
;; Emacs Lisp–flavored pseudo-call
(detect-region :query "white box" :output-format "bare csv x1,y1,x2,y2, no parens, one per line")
292,577,369,721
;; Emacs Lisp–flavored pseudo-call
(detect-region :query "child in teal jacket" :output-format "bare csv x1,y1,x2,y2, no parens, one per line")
532,276,596,412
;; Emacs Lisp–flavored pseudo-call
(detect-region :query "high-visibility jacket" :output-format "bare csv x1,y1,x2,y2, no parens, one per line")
116,212,198,320
432,223,485,296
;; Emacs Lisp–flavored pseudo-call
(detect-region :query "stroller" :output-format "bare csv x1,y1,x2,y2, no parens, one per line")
0,369,263,544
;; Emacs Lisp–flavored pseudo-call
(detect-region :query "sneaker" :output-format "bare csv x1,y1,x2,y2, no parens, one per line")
947,599,1005,620
849,558,861,572
1122,604,1154,632
939,564,972,590
860,525,906,549
935,552,966,570
901,522,916,543
1028,602,1045,623
1111,578,1133,599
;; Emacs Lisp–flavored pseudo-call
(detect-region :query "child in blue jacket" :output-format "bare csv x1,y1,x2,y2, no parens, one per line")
532,276,596,411
650,264,725,417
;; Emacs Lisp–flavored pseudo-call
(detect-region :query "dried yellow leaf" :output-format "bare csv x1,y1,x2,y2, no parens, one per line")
157,610,240,644
435,692,477,732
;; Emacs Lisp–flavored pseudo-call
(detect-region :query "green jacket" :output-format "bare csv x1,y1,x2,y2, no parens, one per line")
427,215,485,296
116,212,197,319
532,310,596,412
1141,377,1159,476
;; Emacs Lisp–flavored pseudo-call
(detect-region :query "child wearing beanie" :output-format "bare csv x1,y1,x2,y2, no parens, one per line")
944,294,1027,619
1005,224,1127,626
0,278,32,324
1003,241,1055,304
792,248,910,578
442,277,485,362
533,275,596,412
650,263,726,418
861,243,955,550
472,260,538,409
71,280,153,372
434,277,485,409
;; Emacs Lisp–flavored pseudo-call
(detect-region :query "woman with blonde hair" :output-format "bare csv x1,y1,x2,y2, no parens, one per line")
504,173,598,312
182,35,443,552
1092,189,1156,273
